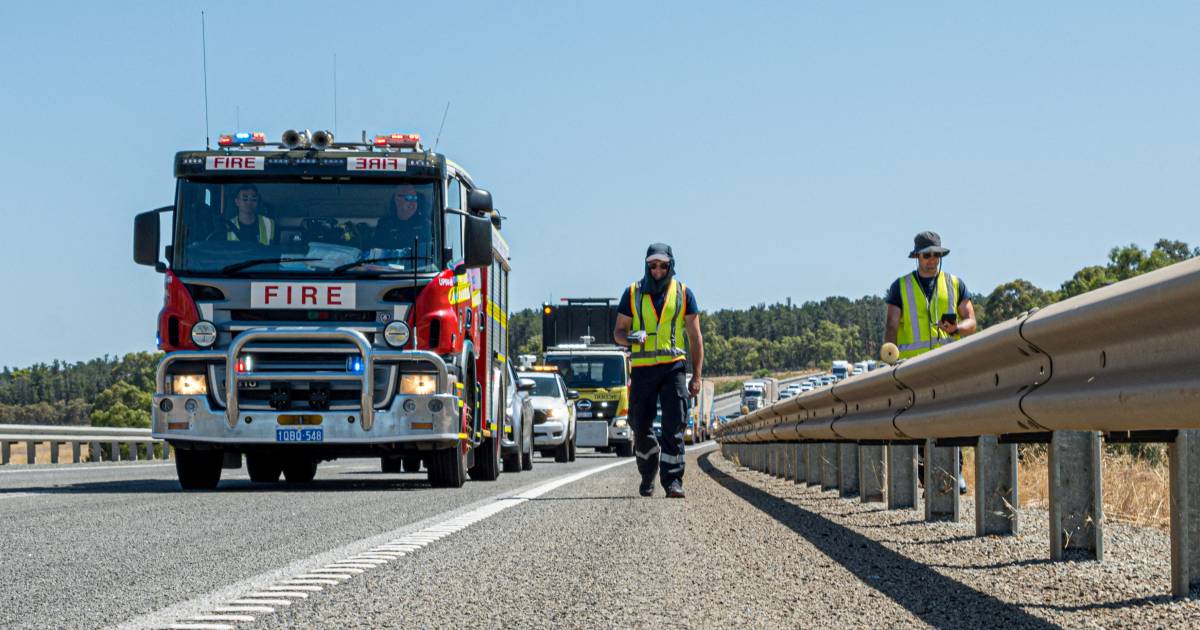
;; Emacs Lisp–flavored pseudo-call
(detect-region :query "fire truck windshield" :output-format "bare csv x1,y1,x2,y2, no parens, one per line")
172,179,442,275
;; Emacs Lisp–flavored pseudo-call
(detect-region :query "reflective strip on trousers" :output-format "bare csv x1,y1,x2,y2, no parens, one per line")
660,452,685,465
636,446,661,459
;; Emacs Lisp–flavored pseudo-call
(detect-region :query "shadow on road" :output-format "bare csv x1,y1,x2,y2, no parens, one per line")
698,452,1058,630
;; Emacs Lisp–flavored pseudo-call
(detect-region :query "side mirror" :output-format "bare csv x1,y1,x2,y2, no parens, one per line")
463,213,493,269
517,378,536,392
134,206,172,270
566,390,580,400
467,189,493,215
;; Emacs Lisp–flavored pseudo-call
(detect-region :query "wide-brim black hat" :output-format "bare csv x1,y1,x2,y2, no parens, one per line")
908,230,950,258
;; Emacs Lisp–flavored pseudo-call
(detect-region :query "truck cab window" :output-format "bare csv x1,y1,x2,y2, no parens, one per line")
444,177,465,267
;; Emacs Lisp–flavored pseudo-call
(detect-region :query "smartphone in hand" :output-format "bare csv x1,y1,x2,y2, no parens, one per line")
940,313,958,325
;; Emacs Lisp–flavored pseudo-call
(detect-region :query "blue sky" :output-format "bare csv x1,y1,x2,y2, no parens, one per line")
1,2,1197,367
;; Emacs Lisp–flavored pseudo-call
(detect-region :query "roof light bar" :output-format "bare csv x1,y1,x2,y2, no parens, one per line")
218,131,267,147
373,133,421,148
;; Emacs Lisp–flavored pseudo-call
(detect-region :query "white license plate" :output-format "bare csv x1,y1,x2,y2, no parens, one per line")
276,428,324,442
577,411,593,418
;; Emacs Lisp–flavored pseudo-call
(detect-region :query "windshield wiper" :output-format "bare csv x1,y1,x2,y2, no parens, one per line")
331,256,430,274
221,257,320,273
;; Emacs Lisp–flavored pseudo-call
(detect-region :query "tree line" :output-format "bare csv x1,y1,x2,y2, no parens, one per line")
1,238,1193,425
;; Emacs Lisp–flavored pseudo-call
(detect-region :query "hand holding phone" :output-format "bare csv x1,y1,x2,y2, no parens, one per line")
940,313,958,325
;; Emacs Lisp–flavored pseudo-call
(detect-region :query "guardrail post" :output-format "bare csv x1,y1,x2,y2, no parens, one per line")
795,444,806,483
887,444,918,509
1,440,10,465
859,445,885,503
88,441,101,462
975,436,1019,536
50,441,60,464
838,444,859,498
1171,429,1200,597
1049,430,1103,561
820,443,838,491
806,443,821,487
773,444,783,478
792,444,803,483
71,442,82,464
924,439,960,522
109,441,120,462
26,441,37,465
130,442,141,462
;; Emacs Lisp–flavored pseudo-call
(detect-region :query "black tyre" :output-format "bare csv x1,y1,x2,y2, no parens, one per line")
469,436,501,481
175,449,223,490
615,442,634,458
402,456,422,473
554,439,570,463
381,457,402,473
568,432,577,462
429,446,466,488
522,446,534,471
503,431,522,473
282,458,318,483
246,454,282,482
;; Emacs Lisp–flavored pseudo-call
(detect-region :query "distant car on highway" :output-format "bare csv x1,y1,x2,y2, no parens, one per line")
520,370,579,463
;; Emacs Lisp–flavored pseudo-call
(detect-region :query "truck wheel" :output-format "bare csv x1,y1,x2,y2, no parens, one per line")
615,442,634,458
429,446,466,488
568,432,577,462
176,449,223,490
247,454,282,482
381,457,402,474
468,436,501,481
554,439,570,463
282,458,318,483
402,456,422,473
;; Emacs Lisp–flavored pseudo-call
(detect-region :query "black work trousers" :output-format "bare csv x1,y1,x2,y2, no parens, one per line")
629,361,688,488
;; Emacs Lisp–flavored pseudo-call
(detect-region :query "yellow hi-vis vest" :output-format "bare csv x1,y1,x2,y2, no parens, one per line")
227,216,274,245
897,271,961,360
628,279,688,369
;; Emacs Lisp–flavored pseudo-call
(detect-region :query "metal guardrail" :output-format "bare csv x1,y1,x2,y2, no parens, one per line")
0,424,168,465
715,257,1200,598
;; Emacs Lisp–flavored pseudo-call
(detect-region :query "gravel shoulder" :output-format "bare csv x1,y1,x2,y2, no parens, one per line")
248,444,1200,629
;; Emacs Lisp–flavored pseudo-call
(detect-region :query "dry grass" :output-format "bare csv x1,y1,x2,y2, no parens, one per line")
963,448,1170,530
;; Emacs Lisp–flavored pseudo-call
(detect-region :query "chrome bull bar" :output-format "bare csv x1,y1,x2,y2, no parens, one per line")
157,327,450,433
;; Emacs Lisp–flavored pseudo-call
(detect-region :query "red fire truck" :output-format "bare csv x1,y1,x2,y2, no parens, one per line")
133,129,519,489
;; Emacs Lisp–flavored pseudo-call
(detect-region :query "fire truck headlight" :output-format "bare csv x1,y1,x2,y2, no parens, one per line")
384,321,411,347
171,374,207,396
191,321,217,347
399,373,437,396
614,418,628,428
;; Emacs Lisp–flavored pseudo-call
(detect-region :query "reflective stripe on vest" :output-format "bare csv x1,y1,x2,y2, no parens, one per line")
629,279,687,368
896,272,959,359
227,216,273,245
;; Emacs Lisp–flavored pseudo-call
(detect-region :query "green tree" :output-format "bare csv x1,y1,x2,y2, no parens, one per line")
979,279,1059,327
90,381,151,428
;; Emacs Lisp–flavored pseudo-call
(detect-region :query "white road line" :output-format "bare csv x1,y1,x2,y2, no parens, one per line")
0,492,35,500
114,457,637,630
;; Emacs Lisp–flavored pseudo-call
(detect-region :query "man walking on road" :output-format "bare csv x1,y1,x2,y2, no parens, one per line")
614,243,704,499
884,230,977,492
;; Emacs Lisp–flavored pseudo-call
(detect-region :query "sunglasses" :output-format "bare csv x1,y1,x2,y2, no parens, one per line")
647,261,670,270
920,252,943,260
401,194,420,202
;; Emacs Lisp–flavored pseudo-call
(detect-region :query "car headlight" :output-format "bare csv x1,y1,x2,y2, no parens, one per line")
614,418,627,428
190,321,217,347
545,407,562,419
384,321,411,348
171,374,207,396
399,373,437,395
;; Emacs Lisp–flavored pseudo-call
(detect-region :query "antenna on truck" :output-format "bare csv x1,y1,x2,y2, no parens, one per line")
200,11,211,149
433,101,450,151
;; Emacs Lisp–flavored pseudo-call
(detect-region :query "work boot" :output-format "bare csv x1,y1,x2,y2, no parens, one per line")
639,470,656,497
959,476,968,495
666,480,685,499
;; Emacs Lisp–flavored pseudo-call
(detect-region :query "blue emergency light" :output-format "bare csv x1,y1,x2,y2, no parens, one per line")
348,357,365,374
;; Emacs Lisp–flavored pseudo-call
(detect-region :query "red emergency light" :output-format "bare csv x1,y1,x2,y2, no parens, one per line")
373,133,421,148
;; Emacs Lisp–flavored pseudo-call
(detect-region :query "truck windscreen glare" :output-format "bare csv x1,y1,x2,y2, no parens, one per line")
172,179,442,275
544,355,627,389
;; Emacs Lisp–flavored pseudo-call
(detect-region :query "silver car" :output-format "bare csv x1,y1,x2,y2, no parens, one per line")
521,371,578,463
